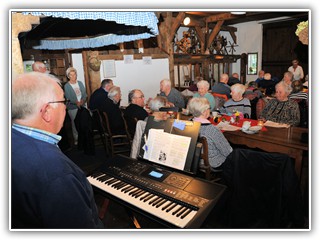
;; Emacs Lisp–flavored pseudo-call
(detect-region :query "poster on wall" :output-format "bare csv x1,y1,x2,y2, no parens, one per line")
143,56,152,65
124,55,134,64
102,60,116,78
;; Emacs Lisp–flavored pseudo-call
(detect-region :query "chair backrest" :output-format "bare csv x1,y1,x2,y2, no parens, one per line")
91,109,105,134
291,98,308,128
222,148,304,228
122,114,138,140
199,136,211,180
211,93,228,111
100,111,113,136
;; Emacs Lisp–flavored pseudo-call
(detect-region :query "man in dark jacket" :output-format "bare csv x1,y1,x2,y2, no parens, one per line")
89,78,113,110
11,72,103,229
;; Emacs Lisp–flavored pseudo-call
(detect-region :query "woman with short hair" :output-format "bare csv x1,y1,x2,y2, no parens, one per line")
64,67,87,145
192,80,215,111
188,97,232,169
220,83,251,118
261,81,300,126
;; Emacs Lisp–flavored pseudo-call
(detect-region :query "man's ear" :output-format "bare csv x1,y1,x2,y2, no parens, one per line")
40,104,51,123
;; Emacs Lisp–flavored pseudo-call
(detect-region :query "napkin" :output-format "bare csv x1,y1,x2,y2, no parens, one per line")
216,121,241,131
263,120,290,128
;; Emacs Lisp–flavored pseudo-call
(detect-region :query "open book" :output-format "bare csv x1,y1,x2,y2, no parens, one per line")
143,129,191,171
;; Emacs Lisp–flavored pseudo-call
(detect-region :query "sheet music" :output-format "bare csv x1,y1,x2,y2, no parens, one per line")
143,129,191,171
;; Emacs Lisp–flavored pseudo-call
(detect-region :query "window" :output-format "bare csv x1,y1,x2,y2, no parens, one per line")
247,53,258,75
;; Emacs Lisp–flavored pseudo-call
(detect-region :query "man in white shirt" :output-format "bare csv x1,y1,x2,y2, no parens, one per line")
288,59,304,81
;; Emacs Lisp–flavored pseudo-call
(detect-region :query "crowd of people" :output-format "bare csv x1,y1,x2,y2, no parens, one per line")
11,58,308,229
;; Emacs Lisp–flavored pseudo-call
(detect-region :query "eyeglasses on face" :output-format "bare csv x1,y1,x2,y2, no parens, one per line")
47,99,70,106
135,95,145,99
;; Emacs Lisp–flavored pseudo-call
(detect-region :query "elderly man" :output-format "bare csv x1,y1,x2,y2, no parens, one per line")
159,78,185,109
32,61,47,73
123,89,148,138
212,73,231,99
11,72,103,229
89,78,113,110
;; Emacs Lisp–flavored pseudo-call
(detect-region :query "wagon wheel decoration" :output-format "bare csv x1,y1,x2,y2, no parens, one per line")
226,41,239,55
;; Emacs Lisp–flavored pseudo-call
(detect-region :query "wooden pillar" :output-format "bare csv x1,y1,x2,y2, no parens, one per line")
11,12,39,75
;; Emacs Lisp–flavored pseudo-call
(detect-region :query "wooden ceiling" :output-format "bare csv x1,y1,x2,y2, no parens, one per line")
158,11,308,27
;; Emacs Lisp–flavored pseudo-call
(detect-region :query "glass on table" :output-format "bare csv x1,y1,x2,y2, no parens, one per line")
257,118,264,126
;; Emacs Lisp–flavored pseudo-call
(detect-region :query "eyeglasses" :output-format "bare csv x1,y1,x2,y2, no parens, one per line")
47,99,70,106
135,95,145,99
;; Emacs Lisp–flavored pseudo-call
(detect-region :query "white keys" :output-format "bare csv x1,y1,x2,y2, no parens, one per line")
87,174,198,228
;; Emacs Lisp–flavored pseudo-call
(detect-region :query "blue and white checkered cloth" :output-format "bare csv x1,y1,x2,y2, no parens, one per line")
21,11,159,50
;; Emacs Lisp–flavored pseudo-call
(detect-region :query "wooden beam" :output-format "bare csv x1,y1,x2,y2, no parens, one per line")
206,20,224,51
194,26,206,54
229,30,237,44
205,13,235,22
169,12,185,42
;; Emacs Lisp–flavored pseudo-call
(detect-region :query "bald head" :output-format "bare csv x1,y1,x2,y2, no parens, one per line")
32,61,47,73
220,74,229,84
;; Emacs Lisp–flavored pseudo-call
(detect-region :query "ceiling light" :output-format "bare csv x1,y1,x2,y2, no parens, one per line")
183,17,191,25
231,12,246,15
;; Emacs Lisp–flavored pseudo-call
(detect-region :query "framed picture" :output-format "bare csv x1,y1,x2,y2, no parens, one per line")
247,53,258,75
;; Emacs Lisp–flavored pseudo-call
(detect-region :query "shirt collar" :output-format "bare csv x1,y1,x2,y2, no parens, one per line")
12,123,62,146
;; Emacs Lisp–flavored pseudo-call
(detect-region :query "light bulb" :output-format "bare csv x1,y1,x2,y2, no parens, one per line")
183,17,190,26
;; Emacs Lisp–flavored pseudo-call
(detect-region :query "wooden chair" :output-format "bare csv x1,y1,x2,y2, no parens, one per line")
198,136,223,181
90,109,107,152
211,93,228,111
100,112,131,157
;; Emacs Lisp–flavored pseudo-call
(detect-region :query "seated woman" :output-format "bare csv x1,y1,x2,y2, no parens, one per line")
192,80,215,111
187,98,233,169
130,96,169,159
260,81,300,126
220,83,251,118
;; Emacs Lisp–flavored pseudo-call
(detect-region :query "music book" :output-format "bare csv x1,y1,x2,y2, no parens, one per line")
143,129,191,171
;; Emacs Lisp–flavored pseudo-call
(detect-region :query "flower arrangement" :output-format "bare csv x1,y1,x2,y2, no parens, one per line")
232,111,244,123
295,21,308,45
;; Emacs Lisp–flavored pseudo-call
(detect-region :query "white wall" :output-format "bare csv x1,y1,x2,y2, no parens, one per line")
100,58,170,106
71,54,169,107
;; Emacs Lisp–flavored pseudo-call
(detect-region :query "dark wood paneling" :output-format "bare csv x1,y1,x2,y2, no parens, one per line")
262,17,309,81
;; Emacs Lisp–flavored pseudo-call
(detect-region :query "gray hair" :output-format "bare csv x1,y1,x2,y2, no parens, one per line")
148,96,167,111
66,67,77,79
101,79,113,88
276,81,292,95
187,97,210,118
196,80,210,90
220,73,229,83
231,83,246,95
128,89,139,103
160,78,171,87
32,61,46,72
12,72,60,120
284,71,293,81
108,86,121,103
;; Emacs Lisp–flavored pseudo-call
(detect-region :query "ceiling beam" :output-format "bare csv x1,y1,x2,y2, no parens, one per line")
205,13,236,22
206,20,224,51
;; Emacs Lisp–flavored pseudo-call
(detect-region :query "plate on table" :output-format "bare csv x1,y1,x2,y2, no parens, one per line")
241,126,262,134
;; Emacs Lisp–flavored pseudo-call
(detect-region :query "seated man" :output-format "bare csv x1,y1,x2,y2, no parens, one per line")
227,72,241,86
212,73,231,99
159,78,185,109
100,86,126,135
130,96,169,159
89,79,113,110
258,73,275,96
123,89,149,138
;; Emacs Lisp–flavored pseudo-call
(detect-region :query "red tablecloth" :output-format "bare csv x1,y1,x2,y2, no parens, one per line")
209,115,267,131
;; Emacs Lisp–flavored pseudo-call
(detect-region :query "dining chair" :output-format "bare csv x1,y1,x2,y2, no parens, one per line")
198,136,223,182
100,111,131,157
211,93,228,111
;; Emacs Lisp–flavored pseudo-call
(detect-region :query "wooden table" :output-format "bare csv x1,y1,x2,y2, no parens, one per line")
223,126,308,179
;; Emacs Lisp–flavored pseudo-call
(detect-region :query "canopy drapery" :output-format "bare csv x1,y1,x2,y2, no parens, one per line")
21,11,159,50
